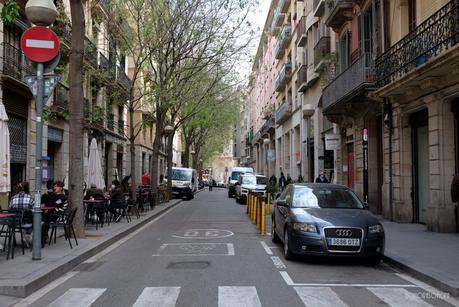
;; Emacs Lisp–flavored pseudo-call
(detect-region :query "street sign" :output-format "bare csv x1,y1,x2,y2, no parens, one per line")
25,75,60,103
21,26,60,63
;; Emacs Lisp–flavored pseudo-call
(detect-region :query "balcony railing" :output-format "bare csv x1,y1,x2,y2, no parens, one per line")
1,42,34,84
275,63,292,92
376,0,459,87
52,22,71,47
296,16,307,47
279,0,291,13
272,6,284,29
107,114,115,131
52,82,69,112
117,69,132,89
275,25,292,59
314,35,331,69
324,0,353,30
84,38,97,67
313,0,325,17
275,100,292,125
118,120,125,135
322,52,376,111
296,65,308,92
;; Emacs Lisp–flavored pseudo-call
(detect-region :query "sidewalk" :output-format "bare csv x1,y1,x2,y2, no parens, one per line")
0,199,182,298
380,217,459,297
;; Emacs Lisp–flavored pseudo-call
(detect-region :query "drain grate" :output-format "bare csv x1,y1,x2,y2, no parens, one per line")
167,261,210,269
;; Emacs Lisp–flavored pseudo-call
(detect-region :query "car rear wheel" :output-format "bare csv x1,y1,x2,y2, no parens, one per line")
271,219,281,243
283,229,295,260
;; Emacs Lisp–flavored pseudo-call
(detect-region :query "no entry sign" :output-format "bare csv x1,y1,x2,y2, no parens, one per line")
21,26,59,63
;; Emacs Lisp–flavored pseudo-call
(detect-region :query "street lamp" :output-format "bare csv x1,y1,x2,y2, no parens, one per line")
25,0,58,261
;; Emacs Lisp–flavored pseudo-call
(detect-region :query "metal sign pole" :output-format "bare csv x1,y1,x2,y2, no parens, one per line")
32,63,44,260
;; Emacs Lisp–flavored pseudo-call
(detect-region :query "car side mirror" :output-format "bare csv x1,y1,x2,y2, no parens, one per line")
276,199,288,207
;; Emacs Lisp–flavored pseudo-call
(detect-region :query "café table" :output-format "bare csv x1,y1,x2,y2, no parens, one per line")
0,213,17,259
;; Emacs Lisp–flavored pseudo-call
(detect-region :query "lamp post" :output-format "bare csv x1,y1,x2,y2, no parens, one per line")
263,138,270,177
25,0,58,261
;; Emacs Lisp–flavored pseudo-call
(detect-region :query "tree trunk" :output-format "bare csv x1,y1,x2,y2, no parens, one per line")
69,0,85,237
166,130,174,200
150,114,163,201
182,142,190,167
129,107,136,202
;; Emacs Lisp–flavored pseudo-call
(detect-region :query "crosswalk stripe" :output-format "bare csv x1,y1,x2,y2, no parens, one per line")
132,287,181,307
47,288,106,307
368,287,433,307
218,286,262,307
294,287,348,307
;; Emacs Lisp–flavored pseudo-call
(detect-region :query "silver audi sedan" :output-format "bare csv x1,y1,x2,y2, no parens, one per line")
271,183,385,262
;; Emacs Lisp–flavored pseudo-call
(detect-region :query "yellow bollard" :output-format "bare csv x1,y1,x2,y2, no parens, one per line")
257,196,261,230
261,199,266,235
251,194,255,223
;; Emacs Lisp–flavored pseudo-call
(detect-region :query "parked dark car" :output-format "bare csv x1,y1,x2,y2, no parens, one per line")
271,183,385,262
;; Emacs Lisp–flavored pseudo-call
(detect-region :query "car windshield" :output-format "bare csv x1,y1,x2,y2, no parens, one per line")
231,171,243,180
242,176,256,185
256,177,267,185
292,186,364,209
172,169,192,181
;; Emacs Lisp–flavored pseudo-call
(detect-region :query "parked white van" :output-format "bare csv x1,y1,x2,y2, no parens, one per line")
227,166,254,198
171,167,198,200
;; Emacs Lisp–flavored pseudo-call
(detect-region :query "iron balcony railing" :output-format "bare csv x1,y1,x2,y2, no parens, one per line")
296,16,307,47
53,82,69,112
296,65,308,92
275,100,292,125
1,42,34,84
107,114,115,131
313,0,325,17
117,69,132,89
376,0,459,87
322,52,376,111
99,52,109,71
272,6,284,30
275,25,292,59
118,119,125,135
275,62,292,92
52,22,71,47
314,35,331,68
84,38,98,67
324,0,353,29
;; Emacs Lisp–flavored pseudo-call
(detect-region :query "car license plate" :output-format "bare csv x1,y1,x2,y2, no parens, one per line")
327,238,360,246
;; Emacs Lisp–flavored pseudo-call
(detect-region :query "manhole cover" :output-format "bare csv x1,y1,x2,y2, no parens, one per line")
167,261,210,269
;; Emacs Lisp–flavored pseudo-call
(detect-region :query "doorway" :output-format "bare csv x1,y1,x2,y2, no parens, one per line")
453,101,459,173
411,109,429,224
346,142,354,189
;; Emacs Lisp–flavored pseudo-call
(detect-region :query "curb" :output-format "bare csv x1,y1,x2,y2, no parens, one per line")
384,255,459,298
0,200,182,298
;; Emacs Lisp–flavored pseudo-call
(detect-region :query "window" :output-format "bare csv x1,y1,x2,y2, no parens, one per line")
338,31,351,73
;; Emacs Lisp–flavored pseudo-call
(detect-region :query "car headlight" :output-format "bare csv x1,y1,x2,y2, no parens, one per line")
293,223,317,233
368,224,384,234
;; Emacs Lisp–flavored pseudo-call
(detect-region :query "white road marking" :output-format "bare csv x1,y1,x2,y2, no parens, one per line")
279,271,417,287
26,39,55,49
132,287,180,307
84,203,183,263
47,288,106,307
227,243,235,256
152,243,235,256
270,256,286,269
12,272,79,307
172,229,234,239
368,287,433,307
294,287,348,307
260,240,273,255
395,272,459,306
218,286,262,307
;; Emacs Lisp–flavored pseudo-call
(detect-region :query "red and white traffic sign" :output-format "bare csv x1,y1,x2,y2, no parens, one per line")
21,26,60,63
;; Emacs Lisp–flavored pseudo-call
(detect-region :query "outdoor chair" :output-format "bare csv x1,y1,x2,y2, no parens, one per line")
0,211,17,259
48,208,78,249
6,209,32,254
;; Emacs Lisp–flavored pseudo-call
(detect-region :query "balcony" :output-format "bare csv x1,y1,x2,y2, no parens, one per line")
260,115,275,135
118,119,125,135
313,0,325,17
296,65,308,92
1,42,34,86
272,6,284,30
322,52,376,112
117,68,132,89
296,16,307,47
275,100,292,125
106,114,115,131
274,25,292,59
376,0,459,88
84,38,97,67
52,22,71,48
52,83,69,113
324,0,353,31
314,35,331,70
275,63,293,92
279,0,291,13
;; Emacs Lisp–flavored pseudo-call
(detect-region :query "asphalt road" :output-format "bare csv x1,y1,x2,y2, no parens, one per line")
18,188,459,307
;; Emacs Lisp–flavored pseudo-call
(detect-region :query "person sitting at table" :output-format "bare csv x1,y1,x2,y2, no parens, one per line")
108,180,126,222
47,181,68,213
40,179,54,206
9,182,34,210
84,184,105,200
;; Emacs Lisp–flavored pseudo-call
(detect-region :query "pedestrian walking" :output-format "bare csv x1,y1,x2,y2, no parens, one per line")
297,175,303,183
279,172,287,191
315,171,330,183
209,177,213,191
451,173,459,232
286,174,292,185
